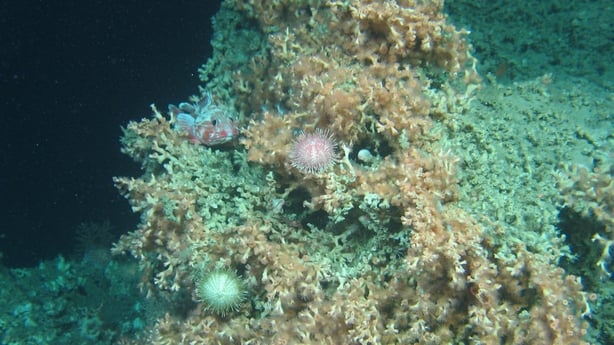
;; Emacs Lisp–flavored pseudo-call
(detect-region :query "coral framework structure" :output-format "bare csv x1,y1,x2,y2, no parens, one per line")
111,1,595,344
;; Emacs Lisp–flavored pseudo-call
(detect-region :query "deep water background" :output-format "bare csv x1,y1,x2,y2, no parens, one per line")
0,0,222,267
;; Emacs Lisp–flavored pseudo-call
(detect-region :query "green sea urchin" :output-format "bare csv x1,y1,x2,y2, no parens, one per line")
196,270,246,316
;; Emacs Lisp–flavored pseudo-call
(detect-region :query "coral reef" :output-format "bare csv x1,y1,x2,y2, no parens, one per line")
559,158,614,279
110,1,595,344
0,253,146,344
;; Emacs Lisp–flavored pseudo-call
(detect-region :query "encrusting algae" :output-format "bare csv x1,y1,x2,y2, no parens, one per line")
111,1,597,344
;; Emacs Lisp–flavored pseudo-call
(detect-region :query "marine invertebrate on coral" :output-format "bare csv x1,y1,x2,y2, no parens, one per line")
195,270,246,316
288,128,337,174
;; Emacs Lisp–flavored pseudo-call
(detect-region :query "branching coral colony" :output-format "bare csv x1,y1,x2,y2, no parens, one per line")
113,1,591,344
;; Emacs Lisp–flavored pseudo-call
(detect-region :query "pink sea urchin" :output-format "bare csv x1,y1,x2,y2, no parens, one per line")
289,128,337,174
